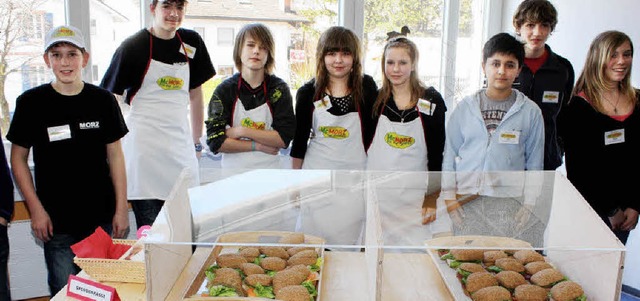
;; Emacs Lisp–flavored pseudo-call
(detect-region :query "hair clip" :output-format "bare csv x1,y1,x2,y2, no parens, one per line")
386,26,411,41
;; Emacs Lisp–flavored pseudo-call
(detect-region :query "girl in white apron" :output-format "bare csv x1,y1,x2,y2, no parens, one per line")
367,36,446,173
289,26,378,246
368,36,447,241
291,26,378,171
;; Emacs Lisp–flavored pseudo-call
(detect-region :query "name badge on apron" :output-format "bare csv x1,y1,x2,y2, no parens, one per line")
542,91,560,103
314,96,333,110
604,128,625,145
179,42,196,59
48,125,71,142
498,130,520,144
417,98,435,115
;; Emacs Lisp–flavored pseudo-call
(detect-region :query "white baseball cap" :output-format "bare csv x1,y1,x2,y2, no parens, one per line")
44,25,86,52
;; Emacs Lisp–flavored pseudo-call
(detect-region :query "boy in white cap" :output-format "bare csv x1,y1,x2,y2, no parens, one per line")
7,25,129,296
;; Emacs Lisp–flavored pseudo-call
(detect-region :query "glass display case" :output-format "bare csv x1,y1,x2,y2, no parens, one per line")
140,169,624,301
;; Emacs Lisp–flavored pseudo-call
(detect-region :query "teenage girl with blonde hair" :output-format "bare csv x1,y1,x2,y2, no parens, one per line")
368,36,446,171
559,30,639,244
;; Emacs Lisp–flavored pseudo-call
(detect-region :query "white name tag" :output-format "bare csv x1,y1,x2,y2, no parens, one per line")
314,95,332,110
498,130,520,144
604,128,625,145
47,125,71,142
542,91,560,103
179,42,197,59
417,98,435,115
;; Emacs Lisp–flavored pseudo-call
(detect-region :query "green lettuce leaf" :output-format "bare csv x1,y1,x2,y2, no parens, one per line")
254,283,275,299
302,280,318,297
208,285,238,297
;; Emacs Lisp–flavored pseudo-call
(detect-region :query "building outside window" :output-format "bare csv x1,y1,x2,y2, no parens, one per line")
217,27,234,46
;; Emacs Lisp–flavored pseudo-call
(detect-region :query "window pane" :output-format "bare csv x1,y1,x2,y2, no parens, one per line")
1,0,64,136
453,0,484,105
217,28,234,46
363,0,445,89
89,0,141,85
363,0,485,108
182,0,338,104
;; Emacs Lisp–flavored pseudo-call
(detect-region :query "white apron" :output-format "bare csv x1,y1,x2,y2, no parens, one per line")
303,96,367,170
372,172,433,246
367,107,427,171
123,31,199,200
221,76,279,169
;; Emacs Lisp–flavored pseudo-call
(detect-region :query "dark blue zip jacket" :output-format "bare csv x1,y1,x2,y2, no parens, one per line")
513,45,575,170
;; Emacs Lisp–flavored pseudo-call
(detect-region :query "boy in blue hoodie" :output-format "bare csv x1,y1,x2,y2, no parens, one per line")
427,33,544,241
441,33,544,197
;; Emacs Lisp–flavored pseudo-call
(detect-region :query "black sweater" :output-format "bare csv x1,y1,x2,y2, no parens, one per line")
558,93,640,215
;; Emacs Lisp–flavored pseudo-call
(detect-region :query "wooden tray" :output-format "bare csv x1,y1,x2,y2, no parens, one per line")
183,231,325,300
424,235,533,300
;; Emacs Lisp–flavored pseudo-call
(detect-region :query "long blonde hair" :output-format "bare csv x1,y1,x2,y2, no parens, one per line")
373,37,426,116
573,30,636,113
313,26,364,110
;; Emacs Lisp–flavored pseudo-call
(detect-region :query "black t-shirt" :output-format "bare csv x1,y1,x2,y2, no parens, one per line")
7,83,128,237
100,28,216,103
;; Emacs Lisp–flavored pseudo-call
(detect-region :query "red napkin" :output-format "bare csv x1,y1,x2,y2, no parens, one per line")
108,243,132,259
71,227,131,259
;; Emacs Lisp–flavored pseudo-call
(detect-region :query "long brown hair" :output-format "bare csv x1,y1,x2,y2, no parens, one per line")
373,37,426,116
573,30,636,113
313,26,364,110
233,23,276,74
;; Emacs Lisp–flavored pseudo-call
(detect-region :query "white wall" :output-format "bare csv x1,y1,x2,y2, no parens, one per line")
501,0,640,87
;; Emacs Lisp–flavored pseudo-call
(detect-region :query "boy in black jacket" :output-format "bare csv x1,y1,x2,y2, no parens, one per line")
512,0,575,170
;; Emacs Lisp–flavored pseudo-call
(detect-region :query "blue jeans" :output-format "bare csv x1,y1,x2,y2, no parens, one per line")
131,199,164,229
44,224,112,296
0,224,10,301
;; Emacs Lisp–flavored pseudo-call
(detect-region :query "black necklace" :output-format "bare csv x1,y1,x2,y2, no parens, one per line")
386,104,414,122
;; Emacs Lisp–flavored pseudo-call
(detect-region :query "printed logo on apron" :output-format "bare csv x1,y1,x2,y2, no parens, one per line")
221,74,280,169
384,132,415,149
318,126,349,139
156,76,184,90
303,96,366,170
241,117,266,130
367,103,427,171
